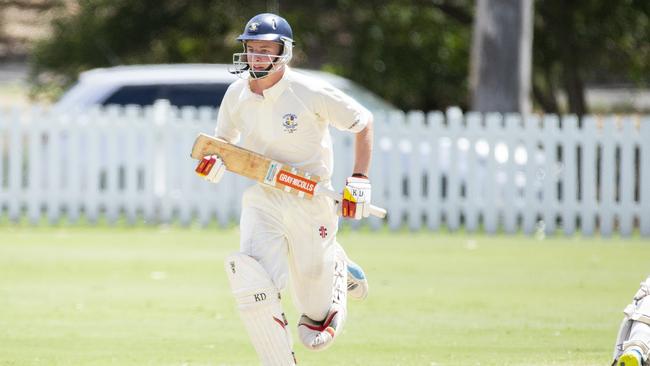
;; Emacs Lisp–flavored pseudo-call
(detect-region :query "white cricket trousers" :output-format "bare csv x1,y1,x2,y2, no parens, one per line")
239,183,339,322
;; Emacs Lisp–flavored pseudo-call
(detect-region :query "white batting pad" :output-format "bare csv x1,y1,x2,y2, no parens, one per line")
225,252,296,366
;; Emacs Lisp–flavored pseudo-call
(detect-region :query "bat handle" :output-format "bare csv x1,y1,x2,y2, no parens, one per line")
368,204,388,219
316,186,387,219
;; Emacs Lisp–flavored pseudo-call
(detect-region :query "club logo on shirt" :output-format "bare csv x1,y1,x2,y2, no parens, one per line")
282,113,298,133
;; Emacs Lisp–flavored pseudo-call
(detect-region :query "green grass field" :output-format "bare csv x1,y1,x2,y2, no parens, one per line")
1,225,649,366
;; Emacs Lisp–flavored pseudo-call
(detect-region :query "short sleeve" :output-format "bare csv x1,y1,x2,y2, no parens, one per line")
318,84,372,133
214,89,241,144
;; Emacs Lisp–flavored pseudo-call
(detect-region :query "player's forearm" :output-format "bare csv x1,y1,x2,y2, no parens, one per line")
352,117,373,176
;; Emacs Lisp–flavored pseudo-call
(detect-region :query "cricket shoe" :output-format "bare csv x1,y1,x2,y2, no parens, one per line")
297,305,345,351
618,347,644,366
346,258,369,300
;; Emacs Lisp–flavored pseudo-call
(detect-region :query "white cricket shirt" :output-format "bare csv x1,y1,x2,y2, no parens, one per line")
215,67,371,182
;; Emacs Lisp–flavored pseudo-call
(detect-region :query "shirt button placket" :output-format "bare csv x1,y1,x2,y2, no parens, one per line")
258,98,273,143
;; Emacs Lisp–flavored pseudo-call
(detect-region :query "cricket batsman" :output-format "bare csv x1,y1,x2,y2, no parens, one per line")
612,276,650,366
195,13,374,365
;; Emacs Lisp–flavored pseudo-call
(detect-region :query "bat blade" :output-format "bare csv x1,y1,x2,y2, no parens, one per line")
191,133,319,198
190,133,387,218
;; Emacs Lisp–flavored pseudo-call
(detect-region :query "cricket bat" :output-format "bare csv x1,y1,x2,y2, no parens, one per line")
190,133,387,219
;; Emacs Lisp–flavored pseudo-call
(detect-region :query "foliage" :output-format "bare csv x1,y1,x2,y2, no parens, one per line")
30,0,265,96
29,0,650,113
30,0,472,111
282,0,472,111
533,0,650,114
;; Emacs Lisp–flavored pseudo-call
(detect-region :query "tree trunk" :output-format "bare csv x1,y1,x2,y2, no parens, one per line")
533,83,559,114
562,53,587,116
470,0,534,114
532,61,560,114
564,70,587,116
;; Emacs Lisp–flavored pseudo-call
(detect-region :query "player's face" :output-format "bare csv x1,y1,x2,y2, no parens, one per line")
245,41,282,71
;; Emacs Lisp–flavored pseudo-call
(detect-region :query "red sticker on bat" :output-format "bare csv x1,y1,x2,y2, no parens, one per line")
276,170,317,194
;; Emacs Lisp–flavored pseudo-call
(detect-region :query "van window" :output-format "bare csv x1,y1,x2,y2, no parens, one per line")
103,85,162,106
165,83,229,108
102,83,229,108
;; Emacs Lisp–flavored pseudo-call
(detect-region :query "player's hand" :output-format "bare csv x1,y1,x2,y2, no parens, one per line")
341,175,372,220
195,155,226,184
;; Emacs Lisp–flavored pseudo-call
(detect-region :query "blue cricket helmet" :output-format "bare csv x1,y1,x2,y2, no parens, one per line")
237,13,294,44
231,13,295,79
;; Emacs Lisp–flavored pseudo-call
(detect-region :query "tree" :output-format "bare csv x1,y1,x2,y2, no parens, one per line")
469,0,533,113
30,0,650,113
287,1,477,111
30,0,267,95
0,0,62,61
533,0,650,115
433,0,650,115
31,0,473,111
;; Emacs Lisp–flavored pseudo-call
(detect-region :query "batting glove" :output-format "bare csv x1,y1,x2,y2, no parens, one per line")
341,175,372,220
195,155,226,184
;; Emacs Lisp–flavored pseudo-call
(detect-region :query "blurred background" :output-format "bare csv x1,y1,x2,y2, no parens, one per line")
1,0,649,235
1,0,649,113
1,2,650,365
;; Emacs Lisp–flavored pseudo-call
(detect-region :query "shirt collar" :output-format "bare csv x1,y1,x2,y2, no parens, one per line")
238,67,291,103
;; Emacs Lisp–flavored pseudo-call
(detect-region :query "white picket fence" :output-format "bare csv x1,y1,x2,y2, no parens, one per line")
1,102,649,236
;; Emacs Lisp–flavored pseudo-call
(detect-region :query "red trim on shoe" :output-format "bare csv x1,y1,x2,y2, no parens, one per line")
298,311,338,332
273,316,286,328
324,327,335,337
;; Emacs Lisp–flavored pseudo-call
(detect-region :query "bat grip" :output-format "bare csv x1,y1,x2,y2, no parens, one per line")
316,186,387,219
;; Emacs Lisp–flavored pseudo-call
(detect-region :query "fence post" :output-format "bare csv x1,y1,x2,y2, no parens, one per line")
464,112,482,232
599,116,616,237
503,113,521,234
152,100,172,224
426,111,443,231
84,108,99,223
561,115,579,235
580,116,597,236
44,112,59,223
483,112,501,234
0,108,5,215
521,114,538,235
541,115,559,235
27,107,42,224
444,107,462,231
8,107,23,221
122,106,141,225
369,110,388,231
619,117,636,237
641,117,650,236
387,110,405,230
65,110,82,224
103,106,121,224
407,111,426,231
